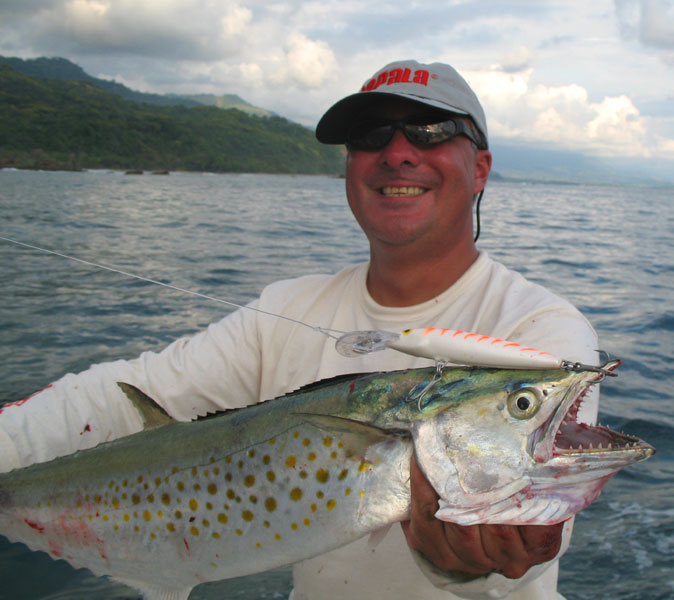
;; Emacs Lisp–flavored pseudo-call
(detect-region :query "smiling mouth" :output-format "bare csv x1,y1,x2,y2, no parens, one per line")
380,185,428,197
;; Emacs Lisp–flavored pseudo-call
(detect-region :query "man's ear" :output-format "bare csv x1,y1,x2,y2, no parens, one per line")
473,150,492,194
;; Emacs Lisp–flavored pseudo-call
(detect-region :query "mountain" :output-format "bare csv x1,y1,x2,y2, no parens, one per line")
489,141,674,185
0,56,272,116
0,59,344,174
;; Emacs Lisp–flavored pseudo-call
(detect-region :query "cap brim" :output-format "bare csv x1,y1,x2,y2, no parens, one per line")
315,91,470,144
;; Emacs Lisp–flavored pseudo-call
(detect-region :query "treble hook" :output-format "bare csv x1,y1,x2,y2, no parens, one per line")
410,361,448,411
560,358,618,379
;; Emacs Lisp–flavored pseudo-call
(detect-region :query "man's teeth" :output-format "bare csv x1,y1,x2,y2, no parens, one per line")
380,186,426,196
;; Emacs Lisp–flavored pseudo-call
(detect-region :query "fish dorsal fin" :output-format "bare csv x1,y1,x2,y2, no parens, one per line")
295,413,408,458
117,382,174,430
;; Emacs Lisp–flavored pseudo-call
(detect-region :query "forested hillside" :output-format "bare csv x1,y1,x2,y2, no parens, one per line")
0,61,344,174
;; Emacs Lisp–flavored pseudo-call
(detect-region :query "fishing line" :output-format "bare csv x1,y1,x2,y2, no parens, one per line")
0,236,346,340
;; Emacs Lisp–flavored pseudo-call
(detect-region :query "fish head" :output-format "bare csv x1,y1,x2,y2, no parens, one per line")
407,360,655,525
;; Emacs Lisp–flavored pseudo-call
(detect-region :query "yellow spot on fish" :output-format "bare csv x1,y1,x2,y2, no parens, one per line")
147,493,155,503
330,451,338,460
293,431,299,439
162,493,171,506
263,454,271,465
290,488,303,502
263,520,270,528
112,498,120,509
155,477,162,486
202,519,210,527
218,513,228,524
235,529,243,536
175,510,183,519
316,491,324,499
304,518,311,526
191,467,198,477
274,533,281,540
310,503,317,512
323,436,332,447
225,473,232,482
214,468,220,475
345,488,351,496
189,499,198,511
265,498,277,512
123,514,130,522
358,461,371,472
237,460,244,469
249,495,258,504
243,475,256,487
269,437,276,445
227,489,236,500
299,470,308,479
225,456,232,464
177,482,185,492
191,526,199,536
326,499,337,511
206,502,213,510
102,515,109,522
291,522,298,530
208,483,218,495
131,494,141,505
137,475,143,483
359,490,366,498
242,510,254,522
143,511,152,522
303,438,311,447
212,531,220,539
307,452,316,461
316,469,329,483
467,445,482,455
248,449,256,458
267,471,276,482
193,484,201,492
256,542,262,548
285,456,297,468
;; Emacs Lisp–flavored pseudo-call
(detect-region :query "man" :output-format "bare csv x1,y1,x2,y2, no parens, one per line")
0,60,598,599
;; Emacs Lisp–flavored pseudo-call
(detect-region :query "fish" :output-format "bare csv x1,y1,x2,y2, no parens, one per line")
0,362,654,600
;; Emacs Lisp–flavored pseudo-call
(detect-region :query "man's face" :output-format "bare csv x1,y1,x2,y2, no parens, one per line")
345,102,491,256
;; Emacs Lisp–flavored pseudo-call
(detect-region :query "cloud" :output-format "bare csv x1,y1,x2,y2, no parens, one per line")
14,0,253,60
468,67,659,157
615,0,674,51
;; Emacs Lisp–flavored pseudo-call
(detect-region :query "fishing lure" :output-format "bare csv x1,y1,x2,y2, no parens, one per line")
1,237,613,376
335,327,614,376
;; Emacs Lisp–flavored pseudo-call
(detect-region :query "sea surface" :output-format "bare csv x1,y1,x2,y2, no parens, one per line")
0,169,672,600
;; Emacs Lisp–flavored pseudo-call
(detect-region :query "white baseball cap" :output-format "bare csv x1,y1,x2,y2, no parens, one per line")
316,59,488,148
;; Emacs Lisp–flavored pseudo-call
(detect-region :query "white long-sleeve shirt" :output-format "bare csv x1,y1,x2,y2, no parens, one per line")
0,253,599,599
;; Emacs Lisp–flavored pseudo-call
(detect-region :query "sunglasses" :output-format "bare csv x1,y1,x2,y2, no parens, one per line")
345,116,480,151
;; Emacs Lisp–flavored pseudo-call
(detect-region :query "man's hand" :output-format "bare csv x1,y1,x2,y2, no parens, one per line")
401,454,564,580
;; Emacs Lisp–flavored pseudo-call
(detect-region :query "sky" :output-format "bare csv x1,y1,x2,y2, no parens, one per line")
1,0,674,171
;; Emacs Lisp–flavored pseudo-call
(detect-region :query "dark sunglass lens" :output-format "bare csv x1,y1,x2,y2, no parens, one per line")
404,120,457,145
347,122,394,150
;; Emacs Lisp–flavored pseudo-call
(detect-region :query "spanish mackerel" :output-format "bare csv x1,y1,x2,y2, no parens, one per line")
0,362,654,600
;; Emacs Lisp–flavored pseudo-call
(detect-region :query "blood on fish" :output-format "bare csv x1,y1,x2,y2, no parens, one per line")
24,519,44,533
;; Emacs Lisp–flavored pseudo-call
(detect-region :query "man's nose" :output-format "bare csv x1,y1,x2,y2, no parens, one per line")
378,130,421,169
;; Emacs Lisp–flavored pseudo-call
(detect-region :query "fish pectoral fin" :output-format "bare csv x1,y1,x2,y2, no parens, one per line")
294,413,407,458
117,382,174,430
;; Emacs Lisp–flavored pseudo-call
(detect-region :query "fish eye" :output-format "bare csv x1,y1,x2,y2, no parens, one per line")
507,388,541,420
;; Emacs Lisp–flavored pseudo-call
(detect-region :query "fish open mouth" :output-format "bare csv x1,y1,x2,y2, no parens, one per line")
533,360,655,462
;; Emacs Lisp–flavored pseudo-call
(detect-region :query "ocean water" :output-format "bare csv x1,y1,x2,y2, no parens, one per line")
0,169,672,599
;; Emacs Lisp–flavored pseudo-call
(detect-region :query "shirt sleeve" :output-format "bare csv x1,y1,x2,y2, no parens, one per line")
0,303,263,474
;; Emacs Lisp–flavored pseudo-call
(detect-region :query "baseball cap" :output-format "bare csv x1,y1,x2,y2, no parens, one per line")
316,59,488,148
